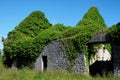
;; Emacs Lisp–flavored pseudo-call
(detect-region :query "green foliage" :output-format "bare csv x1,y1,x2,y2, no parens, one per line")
0,49,1,56
63,6,107,39
74,6,107,55
0,59,117,80
107,22,120,44
76,6,106,28
61,6,107,64
32,24,68,59
104,44,112,54
62,38,79,62
63,23,107,61
63,27,79,37
7,30,26,40
0,57,115,80
35,24,67,43
3,7,109,68
89,44,112,60
3,19,67,67
2,11,52,67
3,37,37,61
16,11,52,37
3,11,52,61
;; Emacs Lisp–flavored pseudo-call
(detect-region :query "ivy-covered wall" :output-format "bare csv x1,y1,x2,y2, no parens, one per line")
2,6,108,68
34,40,86,74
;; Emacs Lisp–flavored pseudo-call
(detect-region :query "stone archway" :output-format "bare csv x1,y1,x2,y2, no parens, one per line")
88,34,113,76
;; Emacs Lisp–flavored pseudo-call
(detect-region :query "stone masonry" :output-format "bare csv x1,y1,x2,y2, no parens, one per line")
34,40,86,74
72,53,86,74
112,45,120,77
89,34,120,77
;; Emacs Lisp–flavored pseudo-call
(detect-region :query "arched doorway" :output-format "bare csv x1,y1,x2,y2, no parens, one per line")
88,34,113,76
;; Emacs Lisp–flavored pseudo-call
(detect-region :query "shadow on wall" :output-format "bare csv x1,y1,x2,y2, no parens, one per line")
89,60,113,76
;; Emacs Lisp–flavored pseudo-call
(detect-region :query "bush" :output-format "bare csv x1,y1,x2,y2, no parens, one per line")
107,22,120,44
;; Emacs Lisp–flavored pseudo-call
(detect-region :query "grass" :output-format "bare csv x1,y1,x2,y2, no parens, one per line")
0,58,120,80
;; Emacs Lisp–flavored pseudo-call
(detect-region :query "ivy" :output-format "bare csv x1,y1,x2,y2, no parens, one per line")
2,6,109,68
107,23,120,44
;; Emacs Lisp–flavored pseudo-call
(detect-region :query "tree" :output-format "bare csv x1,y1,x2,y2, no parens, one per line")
76,6,106,28
2,7,109,68
0,49,1,56
107,22,120,44
75,6,107,51
2,11,52,67
62,6,107,61
16,11,52,37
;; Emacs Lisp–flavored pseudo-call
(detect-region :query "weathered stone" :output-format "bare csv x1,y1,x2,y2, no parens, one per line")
34,40,71,71
34,40,86,74
89,34,120,77
112,45,120,77
89,34,109,43
72,53,86,74
34,33,120,76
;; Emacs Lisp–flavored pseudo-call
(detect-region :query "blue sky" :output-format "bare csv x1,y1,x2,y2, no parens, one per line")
0,0,120,49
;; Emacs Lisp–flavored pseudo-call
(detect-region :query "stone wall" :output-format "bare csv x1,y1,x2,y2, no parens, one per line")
34,40,70,71
72,53,86,74
112,45,120,76
89,34,109,43
34,40,86,74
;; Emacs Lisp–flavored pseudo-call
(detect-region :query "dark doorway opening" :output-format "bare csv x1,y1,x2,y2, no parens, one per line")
42,56,47,71
89,60,113,76
88,43,113,76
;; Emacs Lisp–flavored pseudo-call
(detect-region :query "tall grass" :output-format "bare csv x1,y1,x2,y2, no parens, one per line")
0,58,120,80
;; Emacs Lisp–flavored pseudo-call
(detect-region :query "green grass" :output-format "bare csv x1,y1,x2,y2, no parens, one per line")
0,67,120,80
0,58,120,80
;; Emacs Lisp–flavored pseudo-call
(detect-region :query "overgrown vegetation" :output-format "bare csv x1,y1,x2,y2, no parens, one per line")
89,43,112,61
0,58,119,80
2,11,68,67
62,6,107,62
2,6,119,71
107,22,120,44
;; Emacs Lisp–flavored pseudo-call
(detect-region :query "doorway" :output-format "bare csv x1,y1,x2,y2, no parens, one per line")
88,43,113,76
42,56,47,71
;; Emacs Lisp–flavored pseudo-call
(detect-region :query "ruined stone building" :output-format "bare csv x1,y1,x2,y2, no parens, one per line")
34,40,86,74
34,34,120,77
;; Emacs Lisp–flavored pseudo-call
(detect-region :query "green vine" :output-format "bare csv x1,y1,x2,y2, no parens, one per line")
107,23,120,44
